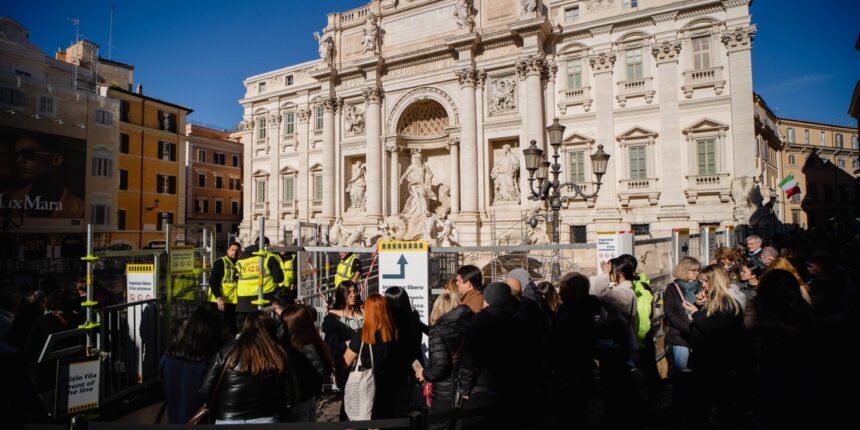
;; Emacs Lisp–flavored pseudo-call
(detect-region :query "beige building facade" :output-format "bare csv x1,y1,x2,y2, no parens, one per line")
237,0,760,246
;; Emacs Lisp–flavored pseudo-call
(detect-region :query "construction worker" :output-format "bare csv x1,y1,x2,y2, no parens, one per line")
333,250,362,289
209,241,241,334
271,241,297,300
235,236,284,328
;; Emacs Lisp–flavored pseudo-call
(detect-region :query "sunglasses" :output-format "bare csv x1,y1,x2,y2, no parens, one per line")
16,148,55,160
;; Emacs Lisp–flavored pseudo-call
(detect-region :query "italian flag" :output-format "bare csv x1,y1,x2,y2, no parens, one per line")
779,174,801,198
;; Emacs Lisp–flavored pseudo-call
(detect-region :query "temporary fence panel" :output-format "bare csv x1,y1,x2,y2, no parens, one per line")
98,299,160,404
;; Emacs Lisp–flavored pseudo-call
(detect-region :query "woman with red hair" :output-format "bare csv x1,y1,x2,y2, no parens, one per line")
344,293,411,419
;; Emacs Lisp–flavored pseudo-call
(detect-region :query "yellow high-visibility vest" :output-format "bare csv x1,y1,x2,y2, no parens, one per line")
334,253,360,288
236,254,277,297
278,255,295,289
208,257,238,304
171,273,198,301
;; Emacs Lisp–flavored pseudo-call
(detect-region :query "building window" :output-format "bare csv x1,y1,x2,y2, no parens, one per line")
282,176,295,202
158,111,177,132
255,179,266,204
853,160,859,169
157,212,174,231
196,198,208,214
820,131,826,145
628,145,647,179
838,159,845,168
564,6,579,22
625,48,643,81
691,36,711,70
156,174,177,194
285,112,295,135
258,82,266,93
158,141,177,161
257,117,267,140
215,176,224,189
568,151,585,183
38,96,56,115
852,135,858,149
835,134,844,148
803,129,810,144
791,209,800,225
566,59,583,90
119,169,128,190
92,156,112,177
696,138,717,175
285,75,294,85
214,152,225,165
198,149,207,162
230,178,241,190
91,204,110,226
315,106,324,130
786,127,795,143
232,155,239,167
788,155,796,165
313,173,323,201
231,201,239,214
95,109,113,125
216,223,223,233
791,193,801,204
570,225,587,244
632,224,650,236
198,173,206,187
215,200,223,214
117,209,126,230
0,87,26,106
623,0,638,8
120,133,129,154
120,100,130,122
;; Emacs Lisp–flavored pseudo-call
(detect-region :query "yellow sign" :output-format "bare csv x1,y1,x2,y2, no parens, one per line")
378,240,428,251
170,246,195,274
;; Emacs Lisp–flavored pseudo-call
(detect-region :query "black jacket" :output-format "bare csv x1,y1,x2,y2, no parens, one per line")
321,312,358,388
458,301,526,398
200,343,286,421
551,296,600,385
287,343,332,403
663,281,693,347
422,305,473,408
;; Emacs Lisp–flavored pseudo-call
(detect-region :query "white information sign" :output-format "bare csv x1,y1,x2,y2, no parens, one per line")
723,225,736,248
378,241,430,358
595,230,635,268
56,356,100,415
672,228,691,268
700,225,717,264
126,264,156,382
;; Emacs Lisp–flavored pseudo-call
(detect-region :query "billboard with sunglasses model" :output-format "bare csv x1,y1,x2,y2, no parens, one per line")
0,125,86,218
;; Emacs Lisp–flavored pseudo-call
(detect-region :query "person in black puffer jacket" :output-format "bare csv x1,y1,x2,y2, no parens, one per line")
279,303,335,422
418,292,473,430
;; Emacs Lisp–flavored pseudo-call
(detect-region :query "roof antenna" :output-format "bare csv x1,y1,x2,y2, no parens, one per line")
68,17,80,43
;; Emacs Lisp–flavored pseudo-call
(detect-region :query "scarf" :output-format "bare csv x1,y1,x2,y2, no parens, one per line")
676,279,700,304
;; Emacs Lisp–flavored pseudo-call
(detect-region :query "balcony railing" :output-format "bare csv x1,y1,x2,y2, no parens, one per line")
684,172,731,203
616,77,655,107
682,66,725,98
311,199,322,208
341,5,370,23
619,178,660,206
557,86,593,114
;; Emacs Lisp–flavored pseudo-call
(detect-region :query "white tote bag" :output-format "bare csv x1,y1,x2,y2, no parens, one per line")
344,341,375,421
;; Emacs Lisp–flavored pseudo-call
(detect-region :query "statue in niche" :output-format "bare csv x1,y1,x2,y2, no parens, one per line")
491,144,521,203
345,104,365,135
399,150,437,216
314,31,334,65
453,0,475,31
435,184,451,218
345,160,366,211
521,0,537,15
489,78,517,115
362,12,380,55
422,213,438,243
437,218,459,247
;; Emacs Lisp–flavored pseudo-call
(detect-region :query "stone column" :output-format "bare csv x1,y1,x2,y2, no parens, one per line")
321,97,338,221
545,60,558,119
457,68,479,215
474,70,487,213
363,86,385,220
296,108,312,220
589,51,620,216
652,40,688,220
516,54,548,151
268,113,282,236
722,26,757,179
388,146,400,215
449,138,461,214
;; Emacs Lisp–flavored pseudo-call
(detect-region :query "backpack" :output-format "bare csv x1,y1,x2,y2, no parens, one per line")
632,273,653,348
594,294,637,367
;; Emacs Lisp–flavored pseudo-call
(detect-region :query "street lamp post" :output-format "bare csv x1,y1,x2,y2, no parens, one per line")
523,118,610,281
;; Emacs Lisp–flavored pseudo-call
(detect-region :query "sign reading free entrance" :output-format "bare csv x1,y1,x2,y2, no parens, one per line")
378,240,430,360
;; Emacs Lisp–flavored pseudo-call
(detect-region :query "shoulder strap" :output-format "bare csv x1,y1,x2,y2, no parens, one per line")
208,351,233,406
673,283,689,305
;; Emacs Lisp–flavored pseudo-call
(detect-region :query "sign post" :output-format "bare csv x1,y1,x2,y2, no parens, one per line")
378,241,429,356
723,225,736,248
595,230,635,268
700,225,717,264
671,228,691,268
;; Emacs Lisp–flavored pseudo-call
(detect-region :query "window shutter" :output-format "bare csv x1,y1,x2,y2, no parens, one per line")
169,176,177,194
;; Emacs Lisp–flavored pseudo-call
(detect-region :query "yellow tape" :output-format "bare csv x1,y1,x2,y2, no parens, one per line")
68,402,98,413
126,264,155,273
378,240,428,252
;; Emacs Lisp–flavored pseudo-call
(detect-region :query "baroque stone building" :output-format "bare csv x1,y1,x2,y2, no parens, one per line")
237,0,759,246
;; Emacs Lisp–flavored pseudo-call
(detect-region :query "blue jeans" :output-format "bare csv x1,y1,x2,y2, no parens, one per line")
672,345,691,373
215,416,277,425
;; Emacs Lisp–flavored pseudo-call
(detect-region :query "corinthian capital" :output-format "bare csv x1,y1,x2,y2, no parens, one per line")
721,25,756,52
455,68,479,87
515,54,547,79
362,86,385,104
588,51,616,74
296,108,312,124
652,40,682,63
322,96,340,113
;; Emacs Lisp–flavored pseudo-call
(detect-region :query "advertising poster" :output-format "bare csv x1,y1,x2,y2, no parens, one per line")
0,126,86,219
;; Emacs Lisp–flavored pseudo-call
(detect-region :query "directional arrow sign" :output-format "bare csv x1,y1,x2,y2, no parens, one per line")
382,254,408,279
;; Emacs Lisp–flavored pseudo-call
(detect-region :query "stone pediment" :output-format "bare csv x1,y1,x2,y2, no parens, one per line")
563,132,595,146
309,162,323,171
279,166,298,175
616,126,658,142
683,118,729,135
252,169,269,177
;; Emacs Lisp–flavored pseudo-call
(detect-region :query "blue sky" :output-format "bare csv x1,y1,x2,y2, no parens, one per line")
5,0,859,129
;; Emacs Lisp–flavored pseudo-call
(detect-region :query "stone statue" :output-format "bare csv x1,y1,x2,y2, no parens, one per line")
344,225,365,247
362,12,380,55
399,151,437,216
422,213,437,243
328,218,343,246
368,219,395,245
437,218,459,247
521,0,537,15
314,31,334,65
345,161,366,211
435,184,451,218
453,0,475,31
527,222,549,245
731,176,756,223
489,77,517,115
491,144,521,203
345,104,365,135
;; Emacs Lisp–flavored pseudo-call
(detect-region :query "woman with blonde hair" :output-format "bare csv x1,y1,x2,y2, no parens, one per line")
687,264,744,428
663,256,701,428
418,291,473,429
767,258,812,303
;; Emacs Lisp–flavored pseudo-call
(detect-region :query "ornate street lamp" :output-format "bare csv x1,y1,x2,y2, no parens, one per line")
524,117,610,280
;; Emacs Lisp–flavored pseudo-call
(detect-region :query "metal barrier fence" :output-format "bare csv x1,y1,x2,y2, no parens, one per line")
98,299,161,404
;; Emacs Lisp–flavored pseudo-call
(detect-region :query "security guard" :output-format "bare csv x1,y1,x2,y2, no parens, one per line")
333,250,362,289
272,241,297,300
235,236,284,328
209,241,241,334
